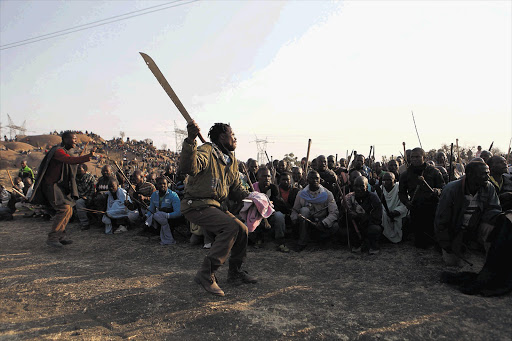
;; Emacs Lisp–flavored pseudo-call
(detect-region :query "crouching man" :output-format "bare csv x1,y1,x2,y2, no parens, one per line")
145,177,181,245
435,161,501,266
291,170,338,252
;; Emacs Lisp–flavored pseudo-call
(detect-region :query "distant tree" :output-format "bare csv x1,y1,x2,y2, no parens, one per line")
161,144,167,150
283,153,299,167
120,131,125,141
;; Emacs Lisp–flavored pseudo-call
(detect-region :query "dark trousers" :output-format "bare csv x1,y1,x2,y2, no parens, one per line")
349,222,382,250
184,207,248,270
410,203,437,248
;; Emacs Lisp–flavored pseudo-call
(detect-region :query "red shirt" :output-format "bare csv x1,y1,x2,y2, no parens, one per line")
44,148,91,184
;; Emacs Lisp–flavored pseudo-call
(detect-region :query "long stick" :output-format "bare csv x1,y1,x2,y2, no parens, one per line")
402,142,408,166
455,138,460,163
77,207,106,214
6,170,29,200
506,138,511,173
304,139,312,174
411,111,423,149
449,143,454,182
79,141,89,156
112,160,148,209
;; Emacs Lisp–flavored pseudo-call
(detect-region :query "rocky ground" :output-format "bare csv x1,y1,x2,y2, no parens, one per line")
1,215,511,340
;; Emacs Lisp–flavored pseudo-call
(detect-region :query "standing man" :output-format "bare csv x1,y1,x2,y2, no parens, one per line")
30,131,95,247
18,160,35,181
180,121,256,297
399,147,444,248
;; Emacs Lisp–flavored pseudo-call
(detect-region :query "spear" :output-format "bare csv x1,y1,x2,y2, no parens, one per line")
489,141,494,152
455,138,460,163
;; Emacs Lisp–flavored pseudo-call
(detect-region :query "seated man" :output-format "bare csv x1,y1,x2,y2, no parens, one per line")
252,167,288,252
435,161,501,266
345,176,383,254
127,169,156,215
93,165,114,212
291,166,307,190
316,155,339,197
273,171,300,252
379,172,408,243
487,155,512,211
291,170,339,252
387,159,400,180
14,177,36,217
75,164,96,230
102,178,136,234
145,177,181,245
246,158,258,184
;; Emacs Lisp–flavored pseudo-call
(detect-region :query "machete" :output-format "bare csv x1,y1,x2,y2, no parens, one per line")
139,52,206,143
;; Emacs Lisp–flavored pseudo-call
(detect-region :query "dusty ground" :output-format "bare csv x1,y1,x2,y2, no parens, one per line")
1,214,511,341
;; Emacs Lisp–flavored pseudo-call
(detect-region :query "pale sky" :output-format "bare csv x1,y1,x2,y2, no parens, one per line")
1,0,511,163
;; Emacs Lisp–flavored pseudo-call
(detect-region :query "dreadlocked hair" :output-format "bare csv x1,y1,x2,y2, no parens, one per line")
208,123,231,144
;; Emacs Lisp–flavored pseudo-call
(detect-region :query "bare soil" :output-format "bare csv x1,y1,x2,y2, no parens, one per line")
1,214,511,340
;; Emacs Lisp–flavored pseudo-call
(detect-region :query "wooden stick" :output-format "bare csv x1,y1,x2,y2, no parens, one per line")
304,139,312,174
79,141,89,156
77,207,106,214
455,138,460,163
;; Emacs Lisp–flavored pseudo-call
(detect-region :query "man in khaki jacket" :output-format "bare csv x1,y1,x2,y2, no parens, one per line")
180,121,255,296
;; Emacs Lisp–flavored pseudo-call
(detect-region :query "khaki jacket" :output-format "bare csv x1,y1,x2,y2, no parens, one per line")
179,140,247,213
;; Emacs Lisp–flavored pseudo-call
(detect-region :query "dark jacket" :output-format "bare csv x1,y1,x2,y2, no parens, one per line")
399,163,445,207
30,145,90,206
434,176,501,250
179,140,248,213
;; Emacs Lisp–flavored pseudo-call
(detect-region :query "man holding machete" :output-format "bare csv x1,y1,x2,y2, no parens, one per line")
180,121,257,297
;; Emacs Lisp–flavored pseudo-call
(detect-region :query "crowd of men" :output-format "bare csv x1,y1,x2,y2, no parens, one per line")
1,130,511,297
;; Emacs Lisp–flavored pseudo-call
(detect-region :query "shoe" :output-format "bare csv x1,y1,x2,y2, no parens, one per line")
194,272,224,296
46,240,63,247
59,240,73,245
277,244,290,253
227,270,258,285
295,244,307,252
203,243,212,249
368,248,380,255
80,225,90,231
351,246,362,253
114,225,128,234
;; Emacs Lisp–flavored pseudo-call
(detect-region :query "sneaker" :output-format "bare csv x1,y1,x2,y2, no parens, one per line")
203,243,212,249
277,244,290,253
369,249,380,255
114,225,128,234
351,246,362,253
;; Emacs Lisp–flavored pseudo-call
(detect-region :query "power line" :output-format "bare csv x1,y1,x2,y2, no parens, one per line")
0,0,198,51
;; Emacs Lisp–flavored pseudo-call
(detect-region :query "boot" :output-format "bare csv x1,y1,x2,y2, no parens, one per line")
227,260,257,285
194,257,224,296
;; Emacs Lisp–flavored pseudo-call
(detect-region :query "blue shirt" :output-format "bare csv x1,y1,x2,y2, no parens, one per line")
146,189,181,219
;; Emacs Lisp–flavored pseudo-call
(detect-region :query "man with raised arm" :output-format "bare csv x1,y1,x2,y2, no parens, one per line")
30,131,95,247
180,121,255,297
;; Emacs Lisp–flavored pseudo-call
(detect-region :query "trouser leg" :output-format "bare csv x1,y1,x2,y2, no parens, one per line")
75,198,89,227
154,211,175,245
367,224,383,250
48,204,73,242
297,207,311,246
184,207,247,269
269,211,286,243
102,215,113,234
